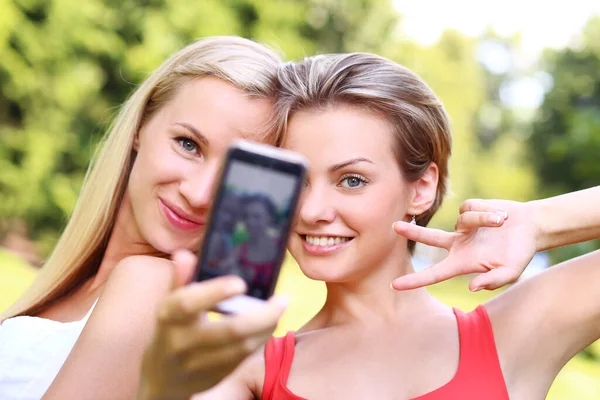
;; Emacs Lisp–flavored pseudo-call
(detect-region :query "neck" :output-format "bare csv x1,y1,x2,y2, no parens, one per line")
89,193,166,291
311,250,439,329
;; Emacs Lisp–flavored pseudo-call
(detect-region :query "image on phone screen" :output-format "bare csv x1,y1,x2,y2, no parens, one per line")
197,152,303,301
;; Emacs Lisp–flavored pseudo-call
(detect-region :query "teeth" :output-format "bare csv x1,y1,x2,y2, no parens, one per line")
305,235,350,247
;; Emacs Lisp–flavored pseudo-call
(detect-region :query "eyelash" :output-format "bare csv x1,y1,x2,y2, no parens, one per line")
338,173,369,189
175,136,201,156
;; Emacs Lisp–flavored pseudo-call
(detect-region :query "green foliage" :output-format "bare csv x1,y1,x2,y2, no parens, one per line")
526,16,600,264
1,1,599,396
530,16,600,197
0,0,401,252
0,0,537,247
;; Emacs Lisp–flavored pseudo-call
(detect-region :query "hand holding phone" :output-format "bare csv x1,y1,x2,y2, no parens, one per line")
139,261,287,399
194,140,307,313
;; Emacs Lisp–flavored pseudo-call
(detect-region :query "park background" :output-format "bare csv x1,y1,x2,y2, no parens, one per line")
1,0,599,397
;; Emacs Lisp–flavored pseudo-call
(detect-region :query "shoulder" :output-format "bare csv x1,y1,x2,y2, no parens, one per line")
103,255,175,307
87,256,174,342
110,255,174,284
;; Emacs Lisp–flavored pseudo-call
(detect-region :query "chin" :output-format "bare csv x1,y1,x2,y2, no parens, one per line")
296,258,355,283
144,229,201,255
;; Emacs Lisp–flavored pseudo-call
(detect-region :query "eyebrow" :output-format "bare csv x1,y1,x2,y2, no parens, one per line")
174,122,209,146
329,157,374,173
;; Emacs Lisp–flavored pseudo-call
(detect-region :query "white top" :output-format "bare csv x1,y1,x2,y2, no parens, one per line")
0,301,97,400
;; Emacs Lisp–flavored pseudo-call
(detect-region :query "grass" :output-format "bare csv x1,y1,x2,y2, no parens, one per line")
2,249,599,398
0,248,37,312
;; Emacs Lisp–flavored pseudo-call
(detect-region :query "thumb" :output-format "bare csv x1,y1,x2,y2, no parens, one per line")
468,267,520,292
171,249,198,288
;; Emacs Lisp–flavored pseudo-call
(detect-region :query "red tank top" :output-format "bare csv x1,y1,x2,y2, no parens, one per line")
262,305,509,400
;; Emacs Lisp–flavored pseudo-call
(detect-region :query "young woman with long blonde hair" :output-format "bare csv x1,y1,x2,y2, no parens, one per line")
0,36,288,399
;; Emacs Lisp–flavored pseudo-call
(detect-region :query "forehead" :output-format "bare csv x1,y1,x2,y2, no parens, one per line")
166,77,274,141
283,105,396,166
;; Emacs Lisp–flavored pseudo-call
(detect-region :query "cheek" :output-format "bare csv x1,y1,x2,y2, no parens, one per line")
133,147,189,190
348,191,406,245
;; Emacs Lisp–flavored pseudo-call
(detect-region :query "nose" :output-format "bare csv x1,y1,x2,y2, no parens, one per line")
179,160,221,209
298,183,336,226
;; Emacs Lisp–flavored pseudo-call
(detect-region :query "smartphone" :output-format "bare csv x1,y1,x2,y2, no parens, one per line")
194,140,308,313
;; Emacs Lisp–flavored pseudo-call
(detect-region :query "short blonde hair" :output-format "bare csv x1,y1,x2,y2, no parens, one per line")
3,36,282,319
275,53,452,250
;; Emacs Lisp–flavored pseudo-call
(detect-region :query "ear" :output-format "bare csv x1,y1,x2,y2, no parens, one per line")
407,162,439,216
133,132,140,152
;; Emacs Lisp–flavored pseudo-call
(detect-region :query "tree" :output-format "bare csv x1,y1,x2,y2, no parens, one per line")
527,16,600,264
0,0,402,254
530,16,600,196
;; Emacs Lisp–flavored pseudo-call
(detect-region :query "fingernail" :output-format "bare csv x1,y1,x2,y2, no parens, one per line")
497,210,508,220
470,286,483,292
275,295,290,308
230,278,247,294
488,214,502,225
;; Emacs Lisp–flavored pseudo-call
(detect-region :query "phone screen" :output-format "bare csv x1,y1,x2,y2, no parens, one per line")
196,146,305,301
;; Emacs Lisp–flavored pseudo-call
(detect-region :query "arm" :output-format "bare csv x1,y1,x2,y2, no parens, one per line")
393,186,600,391
188,351,266,400
487,249,600,392
137,250,285,400
43,256,176,400
486,186,600,389
532,186,600,250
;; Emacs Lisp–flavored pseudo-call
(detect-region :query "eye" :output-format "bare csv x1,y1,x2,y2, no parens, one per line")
176,137,200,154
339,174,368,188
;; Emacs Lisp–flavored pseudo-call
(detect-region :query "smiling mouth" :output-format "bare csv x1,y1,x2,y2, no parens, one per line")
302,234,354,247
159,199,205,231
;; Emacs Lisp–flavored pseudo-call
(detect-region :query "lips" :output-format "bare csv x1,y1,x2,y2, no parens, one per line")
159,199,205,231
299,233,354,256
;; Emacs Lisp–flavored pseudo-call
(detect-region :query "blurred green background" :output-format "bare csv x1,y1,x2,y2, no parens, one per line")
1,0,599,397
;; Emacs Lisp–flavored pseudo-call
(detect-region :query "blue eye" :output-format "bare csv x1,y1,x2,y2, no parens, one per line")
177,137,199,153
340,174,367,188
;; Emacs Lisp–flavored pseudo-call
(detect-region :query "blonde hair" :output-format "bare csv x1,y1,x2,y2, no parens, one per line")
2,36,282,319
275,53,452,250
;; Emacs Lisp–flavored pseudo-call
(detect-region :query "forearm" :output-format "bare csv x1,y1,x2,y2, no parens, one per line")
531,185,600,251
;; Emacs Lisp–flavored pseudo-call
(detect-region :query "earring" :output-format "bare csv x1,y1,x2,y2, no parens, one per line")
410,215,416,225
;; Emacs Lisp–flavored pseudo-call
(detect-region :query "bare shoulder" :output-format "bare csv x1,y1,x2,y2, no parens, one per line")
87,255,174,342
45,256,177,398
109,255,174,288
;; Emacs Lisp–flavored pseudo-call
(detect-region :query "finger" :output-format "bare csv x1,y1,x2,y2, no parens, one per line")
178,345,246,387
392,221,454,249
469,268,521,292
158,276,247,324
454,211,506,232
181,331,272,375
178,295,288,351
172,249,198,288
391,260,466,290
460,199,508,220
